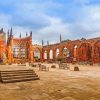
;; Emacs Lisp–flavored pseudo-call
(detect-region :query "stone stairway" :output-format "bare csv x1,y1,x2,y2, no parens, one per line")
0,69,40,83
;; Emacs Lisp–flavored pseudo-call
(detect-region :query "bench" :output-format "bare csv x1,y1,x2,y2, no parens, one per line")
39,64,49,71
59,63,70,70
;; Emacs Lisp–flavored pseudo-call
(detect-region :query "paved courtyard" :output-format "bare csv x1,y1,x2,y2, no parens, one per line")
0,64,100,100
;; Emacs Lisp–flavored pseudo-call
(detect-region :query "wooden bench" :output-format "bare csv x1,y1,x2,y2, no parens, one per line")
59,63,70,70
39,64,49,71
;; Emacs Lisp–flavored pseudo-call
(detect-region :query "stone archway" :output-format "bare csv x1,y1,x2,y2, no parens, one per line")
63,47,70,57
73,45,78,61
44,50,47,60
94,41,100,63
79,43,92,63
56,48,60,58
60,47,71,63
49,49,53,59
34,48,41,62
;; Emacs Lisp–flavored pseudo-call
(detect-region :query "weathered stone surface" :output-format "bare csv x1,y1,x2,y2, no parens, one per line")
51,65,56,68
59,96,76,100
0,64,100,100
74,66,79,71
87,97,99,100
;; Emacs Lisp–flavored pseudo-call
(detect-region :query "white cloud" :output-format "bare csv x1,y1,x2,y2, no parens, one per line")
0,0,100,45
36,16,70,43
67,4,100,39
88,32,100,39
0,13,10,26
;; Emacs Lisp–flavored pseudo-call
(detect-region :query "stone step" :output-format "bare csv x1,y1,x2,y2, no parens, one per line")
0,69,34,72
0,69,40,83
0,70,35,74
0,72,35,75
2,77,40,83
1,75,38,80
1,73,36,77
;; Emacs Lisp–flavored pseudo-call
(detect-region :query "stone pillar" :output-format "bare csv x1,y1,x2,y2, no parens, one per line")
8,46,12,63
32,50,35,62
47,50,49,61
77,47,80,63
29,37,33,63
30,49,33,62
40,49,43,62
10,37,13,63
53,50,56,61
60,48,63,57
29,45,33,62
91,46,94,65
73,48,77,62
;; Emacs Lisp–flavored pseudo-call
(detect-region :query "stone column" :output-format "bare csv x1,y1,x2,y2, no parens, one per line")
8,46,12,63
77,47,80,63
29,37,33,63
10,37,13,63
91,45,94,65
73,48,77,62
47,49,49,61
40,49,43,62
53,50,56,61
60,48,63,57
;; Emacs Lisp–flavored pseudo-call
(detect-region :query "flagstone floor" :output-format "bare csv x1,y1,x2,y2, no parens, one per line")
0,64,100,100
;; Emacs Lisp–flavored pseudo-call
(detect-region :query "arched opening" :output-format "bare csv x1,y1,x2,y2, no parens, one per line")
56,48,59,58
63,47,70,57
49,49,53,59
61,47,71,63
13,44,29,63
79,43,91,63
44,50,47,60
34,48,41,62
73,45,78,61
0,52,6,63
94,41,100,63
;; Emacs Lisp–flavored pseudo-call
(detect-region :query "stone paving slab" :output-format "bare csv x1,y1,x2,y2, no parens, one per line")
0,64,100,100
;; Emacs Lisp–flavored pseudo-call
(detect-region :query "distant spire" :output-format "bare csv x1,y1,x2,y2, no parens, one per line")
30,31,32,37
26,32,28,36
42,40,44,46
7,30,9,37
60,34,62,42
47,41,49,45
1,28,3,32
10,27,12,35
81,37,86,41
0,28,3,33
20,33,21,38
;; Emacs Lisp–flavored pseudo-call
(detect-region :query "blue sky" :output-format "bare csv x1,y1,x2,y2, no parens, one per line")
0,0,100,44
